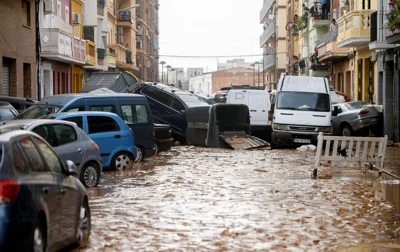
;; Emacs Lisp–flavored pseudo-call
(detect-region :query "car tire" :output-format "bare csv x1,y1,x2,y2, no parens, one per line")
32,219,46,252
111,151,134,170
80,162,100,188
76,199,91,248
135,146,145,162
341,125,352,137
154,143,159,155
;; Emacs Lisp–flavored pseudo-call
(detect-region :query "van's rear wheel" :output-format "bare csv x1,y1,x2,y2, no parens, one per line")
135,146,144,162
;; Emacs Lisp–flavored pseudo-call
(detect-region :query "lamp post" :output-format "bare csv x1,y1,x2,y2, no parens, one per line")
254,61,261,87
160,61,166,83
250,63,256,86
166,65,171,84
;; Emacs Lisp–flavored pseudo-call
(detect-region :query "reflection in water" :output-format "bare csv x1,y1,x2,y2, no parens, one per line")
77,147,400,251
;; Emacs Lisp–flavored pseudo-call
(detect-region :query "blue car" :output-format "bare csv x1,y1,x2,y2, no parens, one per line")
132,83,209,140
0,129,90,251
46,111,137,170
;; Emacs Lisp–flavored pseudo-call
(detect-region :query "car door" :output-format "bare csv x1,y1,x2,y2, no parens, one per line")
331,105,343,135
32,136,80,242
50,123,84,168
120,103,152,148
86,115,122,165
16,136,63,247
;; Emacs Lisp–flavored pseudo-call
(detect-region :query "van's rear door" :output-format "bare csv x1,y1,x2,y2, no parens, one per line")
248,91,269,126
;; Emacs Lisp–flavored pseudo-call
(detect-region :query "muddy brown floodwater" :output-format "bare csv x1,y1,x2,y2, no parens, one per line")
77,147,400,251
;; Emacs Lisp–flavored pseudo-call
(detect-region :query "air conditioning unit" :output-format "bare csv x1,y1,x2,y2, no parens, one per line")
73,13,80,24
44,0,53,14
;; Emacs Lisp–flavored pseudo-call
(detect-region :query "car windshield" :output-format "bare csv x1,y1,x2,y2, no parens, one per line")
14,105,62,120
0,108,18,121
277,91,330,112
178,93,210,108
344,101,369,110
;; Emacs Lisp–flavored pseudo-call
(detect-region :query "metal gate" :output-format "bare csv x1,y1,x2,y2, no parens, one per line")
2,61,10,96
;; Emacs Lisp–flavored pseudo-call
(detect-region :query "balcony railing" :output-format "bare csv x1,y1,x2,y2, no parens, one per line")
316,31,338,47
316,39,349,62
260,0,276,23
86,40,96,65
260,20,276,47
337,10,374,48
72,37,86,62
263,53,276,70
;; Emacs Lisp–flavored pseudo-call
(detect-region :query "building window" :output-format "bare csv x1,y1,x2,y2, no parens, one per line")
83,26,95,42
57,1,61,17
22,0,31,27
65,7,70,24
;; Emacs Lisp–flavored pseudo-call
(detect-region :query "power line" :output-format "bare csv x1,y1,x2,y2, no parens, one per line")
159,52,286,58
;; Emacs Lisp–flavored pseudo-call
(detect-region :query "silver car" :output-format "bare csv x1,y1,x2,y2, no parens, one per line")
1,119,102,187
332,101,383,136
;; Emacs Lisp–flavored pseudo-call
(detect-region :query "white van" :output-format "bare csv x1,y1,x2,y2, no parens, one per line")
226,89,272,133
271,75,337,148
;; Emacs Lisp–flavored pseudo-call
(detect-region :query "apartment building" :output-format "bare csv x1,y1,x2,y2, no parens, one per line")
0,0,37,99
135,0,160,82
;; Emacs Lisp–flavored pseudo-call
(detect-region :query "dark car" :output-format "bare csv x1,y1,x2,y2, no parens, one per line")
0,129,90,251
132,82,209,140
0,96,36,113
154,123,174,154
0,101,18,122
213,87,231,103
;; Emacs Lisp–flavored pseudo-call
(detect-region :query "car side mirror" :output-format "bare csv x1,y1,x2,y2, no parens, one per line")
332,106,338,117
65,160,77,176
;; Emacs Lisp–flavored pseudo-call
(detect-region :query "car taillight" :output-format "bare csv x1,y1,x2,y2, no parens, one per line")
0,180,20,204
130,128,135,136
132,90,137,94
268,111,273,121
358,110,369,115
92,143,100,151
152,127,155,140
168,129,172,137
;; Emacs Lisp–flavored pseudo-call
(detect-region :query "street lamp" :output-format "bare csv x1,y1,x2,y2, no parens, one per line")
117,4,140,11
254,61,261,87
166,65,171,84
160,61,166,83
250,64,256,86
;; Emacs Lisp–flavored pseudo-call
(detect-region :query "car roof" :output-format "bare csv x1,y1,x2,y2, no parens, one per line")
0,101,15,108
2,119,77,128
0,96,36,103
48,111,122,118
0,129,37,142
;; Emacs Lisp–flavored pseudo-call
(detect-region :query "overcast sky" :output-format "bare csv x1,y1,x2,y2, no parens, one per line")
158,0,263,72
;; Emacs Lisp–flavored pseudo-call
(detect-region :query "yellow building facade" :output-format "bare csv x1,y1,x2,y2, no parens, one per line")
72,0,84,93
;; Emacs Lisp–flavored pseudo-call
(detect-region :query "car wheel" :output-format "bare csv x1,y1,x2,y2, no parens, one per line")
154,143,159,155
76,199,91,247
33,220,45,252
135,146,144,162
80,163,100,188
342,125,352,137
112,151,134,170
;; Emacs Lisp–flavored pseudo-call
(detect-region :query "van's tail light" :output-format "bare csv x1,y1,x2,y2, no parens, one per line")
130,128,135,136
92,143,100,151
268,111,273,121
168,129,172,137
358,110,369,116
152,127,155,140
132,90,137,94
0,180,20,204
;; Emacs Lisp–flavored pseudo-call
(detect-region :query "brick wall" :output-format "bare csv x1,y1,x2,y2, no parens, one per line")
0,0,37,99
212,71,253,93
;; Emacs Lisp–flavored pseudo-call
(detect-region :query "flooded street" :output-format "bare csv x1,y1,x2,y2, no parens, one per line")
80,147,400,251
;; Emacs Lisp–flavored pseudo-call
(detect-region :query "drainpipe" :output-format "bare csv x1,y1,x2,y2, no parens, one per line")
36,0,41,100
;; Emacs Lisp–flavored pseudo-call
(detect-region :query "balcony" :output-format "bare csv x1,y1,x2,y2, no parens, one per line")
309,17,330,30
369,11,394,49
260,0,276,23
110,44,139,71
118,10,134,26
40,28,86,65
336,10,375,48
260,20,276,47
263,53,276,70
107,48,116,68
97,48,106,59
316,35,349,62
86,41,96,66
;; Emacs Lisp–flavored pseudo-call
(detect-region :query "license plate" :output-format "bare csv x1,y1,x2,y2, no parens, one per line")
294,138,311,144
